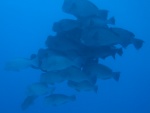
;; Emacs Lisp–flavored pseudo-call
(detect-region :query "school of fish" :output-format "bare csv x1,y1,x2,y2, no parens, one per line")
4,0,144,110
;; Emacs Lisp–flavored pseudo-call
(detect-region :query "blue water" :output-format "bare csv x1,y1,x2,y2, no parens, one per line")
0,0,150,113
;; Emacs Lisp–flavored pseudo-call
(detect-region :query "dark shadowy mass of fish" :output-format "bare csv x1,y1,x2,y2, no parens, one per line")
4,0,144,110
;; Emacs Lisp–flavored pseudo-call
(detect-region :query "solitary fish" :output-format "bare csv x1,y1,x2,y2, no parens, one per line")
44,94,76,106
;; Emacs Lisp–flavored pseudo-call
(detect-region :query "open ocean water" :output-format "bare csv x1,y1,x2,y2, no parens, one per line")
0,0,150,113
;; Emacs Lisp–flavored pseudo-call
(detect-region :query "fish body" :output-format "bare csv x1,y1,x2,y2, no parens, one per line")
40,52,81,71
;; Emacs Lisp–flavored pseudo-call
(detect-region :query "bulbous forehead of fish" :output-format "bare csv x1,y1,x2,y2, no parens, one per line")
62,0,99,18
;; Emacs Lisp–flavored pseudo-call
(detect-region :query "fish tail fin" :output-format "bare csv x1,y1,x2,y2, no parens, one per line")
70,95,76,101
133,38,144,50
94,85,98,93
108,16,115,25
117,48,123,56
113,72,120,81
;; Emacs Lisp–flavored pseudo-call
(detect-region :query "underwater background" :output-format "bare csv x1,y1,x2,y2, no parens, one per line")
0,0,150,113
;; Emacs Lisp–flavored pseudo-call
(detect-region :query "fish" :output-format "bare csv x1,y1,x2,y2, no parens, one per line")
67,80,98,93
83,62,120,81
22,83,55,110
110,27,144,49
40,52,82,72
62,0,99,19
26,82,55,96
80,26,143,49
44,94,76,106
